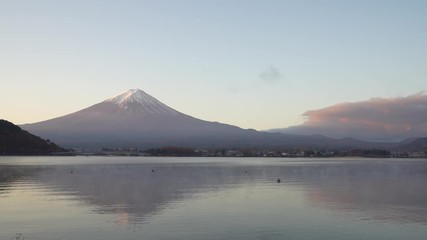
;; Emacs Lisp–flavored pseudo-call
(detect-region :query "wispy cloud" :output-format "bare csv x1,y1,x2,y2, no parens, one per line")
227,66,284,93
280,93,427,141
259,66,283,84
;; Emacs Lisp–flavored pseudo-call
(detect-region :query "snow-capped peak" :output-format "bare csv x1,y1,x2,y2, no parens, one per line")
105,89,178,114
107,89,149,105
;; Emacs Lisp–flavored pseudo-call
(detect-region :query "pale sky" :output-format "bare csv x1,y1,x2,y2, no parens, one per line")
1,0,426,130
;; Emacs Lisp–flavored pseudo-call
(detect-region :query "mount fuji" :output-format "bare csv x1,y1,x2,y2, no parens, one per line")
20,89,265,149
21,89,385,150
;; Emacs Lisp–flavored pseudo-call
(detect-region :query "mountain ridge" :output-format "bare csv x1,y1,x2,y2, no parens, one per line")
20,89,416,151
21,89,259,149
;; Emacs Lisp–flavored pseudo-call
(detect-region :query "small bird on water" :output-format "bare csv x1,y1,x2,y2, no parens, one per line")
277,178,281,183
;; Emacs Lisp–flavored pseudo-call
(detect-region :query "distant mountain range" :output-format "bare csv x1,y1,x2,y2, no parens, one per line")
20,89,427,152
267,94,427,142
397,137,427,152
0,119,64,155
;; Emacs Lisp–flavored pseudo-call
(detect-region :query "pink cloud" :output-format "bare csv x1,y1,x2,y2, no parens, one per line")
282,93,427,141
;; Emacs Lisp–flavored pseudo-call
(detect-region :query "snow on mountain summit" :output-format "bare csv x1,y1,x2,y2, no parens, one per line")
107,89,150,104
104,89,178,114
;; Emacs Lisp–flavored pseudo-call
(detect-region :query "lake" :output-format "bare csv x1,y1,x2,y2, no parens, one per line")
1,157,426,240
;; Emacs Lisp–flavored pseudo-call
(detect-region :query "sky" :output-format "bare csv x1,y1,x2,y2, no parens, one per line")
1,0,427,132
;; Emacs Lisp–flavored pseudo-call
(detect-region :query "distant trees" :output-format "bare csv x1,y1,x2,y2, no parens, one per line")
345,149,391,158
144,147,199,156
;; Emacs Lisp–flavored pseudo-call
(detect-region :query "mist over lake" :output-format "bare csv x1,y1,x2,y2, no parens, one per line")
1,157,426,240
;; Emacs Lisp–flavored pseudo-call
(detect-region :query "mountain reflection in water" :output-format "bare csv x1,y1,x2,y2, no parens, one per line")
2,158,426,224
1,157,427,240
36,164,251,223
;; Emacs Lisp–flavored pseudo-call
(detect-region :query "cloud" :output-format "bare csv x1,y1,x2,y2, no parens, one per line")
227,66,284,93
259,66,283,84
279,93,427,141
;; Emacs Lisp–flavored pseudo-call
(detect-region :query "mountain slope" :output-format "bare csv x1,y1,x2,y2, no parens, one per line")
21,89,262,149
0,119,64,155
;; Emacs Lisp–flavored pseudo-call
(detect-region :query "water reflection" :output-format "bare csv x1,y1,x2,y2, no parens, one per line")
296,161,427,223
1,159,427,226
35,164,255,224
0,166,43,195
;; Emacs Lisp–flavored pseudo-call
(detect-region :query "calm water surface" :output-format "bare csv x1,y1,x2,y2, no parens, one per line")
0,157,426,240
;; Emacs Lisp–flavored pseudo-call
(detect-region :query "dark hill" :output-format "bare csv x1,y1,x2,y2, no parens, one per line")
0,119,65,155
397,137,427,152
